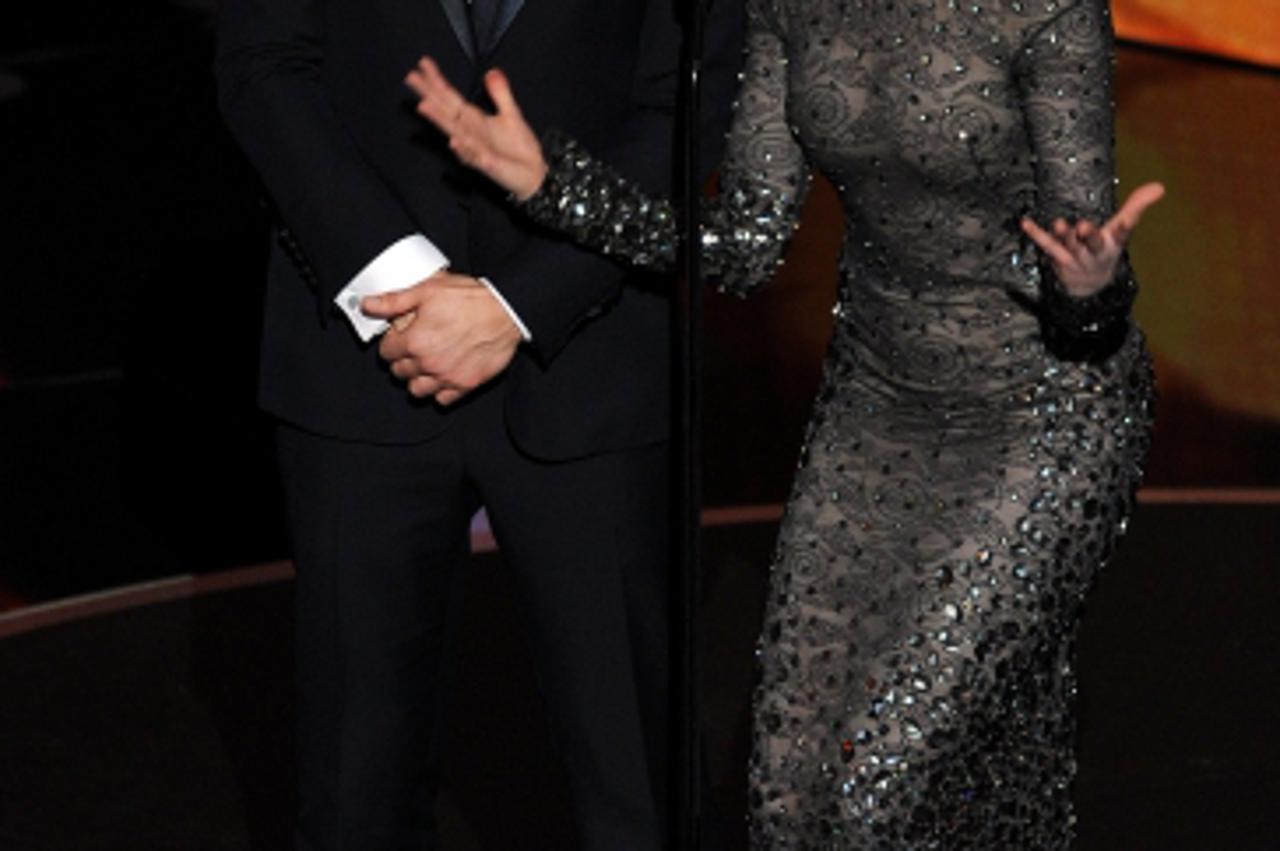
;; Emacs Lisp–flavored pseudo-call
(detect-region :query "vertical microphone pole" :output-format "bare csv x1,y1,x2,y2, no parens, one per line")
674,1,710,850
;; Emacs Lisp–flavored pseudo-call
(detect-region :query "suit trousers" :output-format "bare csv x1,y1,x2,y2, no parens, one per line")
276,382,671,851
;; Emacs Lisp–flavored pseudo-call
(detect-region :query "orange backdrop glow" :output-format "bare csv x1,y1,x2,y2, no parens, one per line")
1114,0,1280,67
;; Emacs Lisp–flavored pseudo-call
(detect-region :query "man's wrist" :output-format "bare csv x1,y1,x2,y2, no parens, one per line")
335,234,449,342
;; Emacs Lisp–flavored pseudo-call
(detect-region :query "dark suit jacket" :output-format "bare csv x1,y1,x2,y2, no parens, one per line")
215,0,741,457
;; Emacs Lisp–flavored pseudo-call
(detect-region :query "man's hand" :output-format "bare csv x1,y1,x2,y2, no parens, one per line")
362,271,522,405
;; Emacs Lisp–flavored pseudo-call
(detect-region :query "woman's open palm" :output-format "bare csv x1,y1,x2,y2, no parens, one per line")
406,58,548,201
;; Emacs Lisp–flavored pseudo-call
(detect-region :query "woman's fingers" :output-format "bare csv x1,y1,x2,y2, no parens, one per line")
1076,220,1106,254
404,56,546,199
408,60,506,157
1025,215,1117,264
1049,217,1086,257
407,57,470,133
404,58,443,102
484,69,521,120
1020,217,1075,267
1021,182,1163,294
1061,223,1083,255
1106,182,1165,244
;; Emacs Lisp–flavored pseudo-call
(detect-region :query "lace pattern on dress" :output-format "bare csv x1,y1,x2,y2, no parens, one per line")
515,0,1156,846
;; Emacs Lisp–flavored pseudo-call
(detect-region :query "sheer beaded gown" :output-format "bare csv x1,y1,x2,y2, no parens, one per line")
518,0,1156,846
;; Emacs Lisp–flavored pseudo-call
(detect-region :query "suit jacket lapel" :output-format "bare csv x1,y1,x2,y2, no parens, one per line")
437,0,476,61
483,0,526,56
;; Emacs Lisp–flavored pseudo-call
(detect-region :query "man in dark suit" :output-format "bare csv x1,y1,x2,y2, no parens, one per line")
215,1,740,848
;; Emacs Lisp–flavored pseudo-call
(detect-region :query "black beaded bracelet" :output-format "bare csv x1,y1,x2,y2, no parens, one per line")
1037,257,1136,362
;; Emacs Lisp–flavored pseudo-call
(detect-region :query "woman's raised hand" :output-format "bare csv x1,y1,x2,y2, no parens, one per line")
406,58,548,201
1020,182,1166,297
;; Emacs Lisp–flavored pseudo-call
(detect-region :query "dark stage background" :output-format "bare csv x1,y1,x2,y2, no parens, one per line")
1,1,1277,849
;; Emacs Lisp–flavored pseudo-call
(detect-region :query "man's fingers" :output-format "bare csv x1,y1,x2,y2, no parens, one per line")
391,310,416,333
408,375,443,398
378,330,410,361
362,289,417,319
1020,217,1074,267
390,357,421,380
435,388,465,406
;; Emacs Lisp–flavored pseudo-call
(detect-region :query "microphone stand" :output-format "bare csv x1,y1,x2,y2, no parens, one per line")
674,1,711,849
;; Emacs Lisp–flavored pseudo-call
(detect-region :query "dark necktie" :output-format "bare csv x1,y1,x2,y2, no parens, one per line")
468,0,500,58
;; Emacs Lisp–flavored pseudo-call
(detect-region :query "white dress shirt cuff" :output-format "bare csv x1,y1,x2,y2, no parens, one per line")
334,235,449,342
477,277,533,342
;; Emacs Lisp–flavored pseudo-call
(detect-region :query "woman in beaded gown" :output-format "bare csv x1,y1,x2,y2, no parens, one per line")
393,0,1164,846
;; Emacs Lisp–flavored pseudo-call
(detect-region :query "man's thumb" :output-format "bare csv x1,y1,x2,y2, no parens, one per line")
362,292,404,318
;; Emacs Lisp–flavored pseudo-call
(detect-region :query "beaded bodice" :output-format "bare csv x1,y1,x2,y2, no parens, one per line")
527,0,1135,361
786,0,1109,284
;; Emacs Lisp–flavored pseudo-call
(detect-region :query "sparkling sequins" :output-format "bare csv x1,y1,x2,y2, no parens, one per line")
523,127,807,296
516,0,1153,847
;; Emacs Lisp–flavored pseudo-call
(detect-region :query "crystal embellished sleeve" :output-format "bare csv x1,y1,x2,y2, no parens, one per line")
1016,0,1137,359
520,0,810,297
